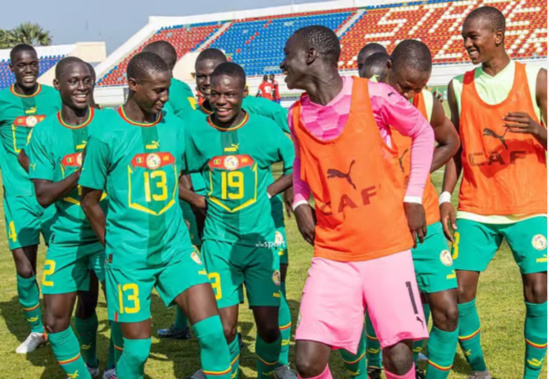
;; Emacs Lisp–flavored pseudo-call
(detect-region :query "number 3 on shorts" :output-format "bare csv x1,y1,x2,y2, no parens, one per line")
452,232,460,260
118,283,140,314
208,272,222,301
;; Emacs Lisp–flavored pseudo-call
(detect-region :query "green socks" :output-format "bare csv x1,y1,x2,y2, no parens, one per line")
414,303,431,364
74,313,99,369
107,320,123,369
365,313,381,369
17,274,44,333
458,299,486,371
340,331,367,378
524,301,547,378
116,337,151,379
279,282,292,366
191,315,232,379
426,327,458,379
228,335,240,378
49,326,91,379
256,333,282,378
174,306,189,332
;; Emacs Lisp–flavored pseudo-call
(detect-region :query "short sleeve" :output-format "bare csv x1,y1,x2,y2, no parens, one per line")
27,123,54,181
79,135,110,190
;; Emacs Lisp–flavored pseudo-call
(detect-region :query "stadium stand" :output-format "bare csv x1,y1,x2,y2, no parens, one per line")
0,55,63,90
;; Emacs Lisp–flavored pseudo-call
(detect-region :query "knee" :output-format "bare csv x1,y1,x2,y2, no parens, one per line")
123,339,151,365
524,278,547,304
257,323,280,343
15,262,35,279
222,323,237,343
432,304,459,331
383,341,413,375
296,355,325,377
44,313,70,334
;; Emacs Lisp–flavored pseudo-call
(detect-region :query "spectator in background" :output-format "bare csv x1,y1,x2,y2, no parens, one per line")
270,73,281,103
257,74,274,101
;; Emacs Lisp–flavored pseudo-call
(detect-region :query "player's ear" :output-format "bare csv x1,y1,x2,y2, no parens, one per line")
243,85,249,98
53,78,60,91
494,28,504,46
386,59,393,71
127,77,139,92
8,62,14,73
306,47,317,65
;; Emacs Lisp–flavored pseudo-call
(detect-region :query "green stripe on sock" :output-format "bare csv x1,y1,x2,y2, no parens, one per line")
278,282,292,366
49,327,92,379
340,331,367,378
17,274,43,333
365,312,381,369
458,299,486,372
256,333,282,378
524,301,547,378
426,326,458,379
192,315,232,379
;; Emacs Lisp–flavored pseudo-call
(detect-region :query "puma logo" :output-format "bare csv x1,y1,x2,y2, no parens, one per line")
29,163,36,171
25,107,37,114
76,141,87,150
388,92,395,97
398,149,409,172
327,160,356,190
416,316,425,329
483,128,509,150
26,316,39,322
528,358,544,367
67,371,80,378
145,140,160,150
224,143,239,152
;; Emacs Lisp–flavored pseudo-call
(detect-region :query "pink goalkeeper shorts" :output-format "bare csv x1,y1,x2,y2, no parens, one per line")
295,250,428,354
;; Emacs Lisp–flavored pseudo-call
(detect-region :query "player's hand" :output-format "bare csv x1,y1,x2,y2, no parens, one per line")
503,112,543,136
440,201,457,242
294,203,316,245
404,202,427,248
192,195,207,211
432,89,444,103
283,187,294,219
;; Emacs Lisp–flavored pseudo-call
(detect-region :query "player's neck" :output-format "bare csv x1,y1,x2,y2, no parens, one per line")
211,109,247,130
481,51,511,77
60,104,90,126
13,82,39,96
305,71,343,106
123,99,158,123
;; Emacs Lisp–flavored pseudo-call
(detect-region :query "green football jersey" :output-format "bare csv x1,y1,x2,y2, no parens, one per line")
79,107,191,268
184,112,294,245
27,107,109,246
0,84,61,196
166,78,197,118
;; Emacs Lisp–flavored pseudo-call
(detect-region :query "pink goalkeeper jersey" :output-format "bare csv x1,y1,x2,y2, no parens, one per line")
290,76,434,206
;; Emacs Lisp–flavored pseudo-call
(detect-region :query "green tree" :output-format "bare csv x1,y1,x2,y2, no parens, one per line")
2,23,52,48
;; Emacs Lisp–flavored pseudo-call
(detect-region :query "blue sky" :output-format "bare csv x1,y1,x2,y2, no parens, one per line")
0,0,325,53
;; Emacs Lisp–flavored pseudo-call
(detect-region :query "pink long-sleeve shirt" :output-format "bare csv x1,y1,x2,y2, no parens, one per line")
290,76,434,207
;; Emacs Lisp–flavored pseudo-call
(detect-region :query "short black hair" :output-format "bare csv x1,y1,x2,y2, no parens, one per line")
10,44,37,61
391,40,432,73
143,41,178,70
362,52,390,79
196,48,227,66
127,52,170,82
211,62,246,88
263,74,268,81
465,6,506,33
85,62,96,83
358,43,387,63
291,25,341,66
55,56,88,79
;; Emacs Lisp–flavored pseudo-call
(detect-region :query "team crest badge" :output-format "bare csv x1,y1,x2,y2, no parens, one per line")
272,270,281,285
76,152,83,167
440,250,453,267
223,155,239,171
26,116,38,127
274,231,284,247
146,153,161,169
191,251,202,265
532,235,547,251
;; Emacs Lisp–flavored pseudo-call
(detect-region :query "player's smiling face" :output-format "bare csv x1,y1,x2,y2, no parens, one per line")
386,65,430,100
195,59,221,100
210,74,246,124
462,17,501,65
10,50,39,90
54,62,93,110
280,36,308,90
130,69,171,115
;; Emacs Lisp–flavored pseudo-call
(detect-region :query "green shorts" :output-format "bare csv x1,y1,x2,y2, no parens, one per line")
271,196,288,265
452,217,548,274
412,222,457,293
3,195,56,250
202,239,281,309
105,249,210,323
41,241,105,295
180,200,201,247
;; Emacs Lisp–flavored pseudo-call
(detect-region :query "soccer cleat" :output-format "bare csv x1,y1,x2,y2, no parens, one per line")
15,332,47,354
187,369,205,379
415,368,425,379
274,365,297,379
87,364,100,378
103,368,117,379
367,367,382,379
157,325,191,340
468,371,492,379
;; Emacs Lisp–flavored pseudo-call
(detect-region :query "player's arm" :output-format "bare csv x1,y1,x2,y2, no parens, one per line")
267,127,294,197
33,175,80,208
430,94,460,172
502,68,547,148
439,80,462,241
79,135,109,245
17,149,30,172
179,174,206,210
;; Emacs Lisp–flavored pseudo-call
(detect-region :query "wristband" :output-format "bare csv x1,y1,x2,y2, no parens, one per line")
404,196,422,204
439,191,452,205
292,200,309,212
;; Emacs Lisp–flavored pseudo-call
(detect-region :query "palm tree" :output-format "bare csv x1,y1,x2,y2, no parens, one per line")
0,29,10,49
5,23,52,47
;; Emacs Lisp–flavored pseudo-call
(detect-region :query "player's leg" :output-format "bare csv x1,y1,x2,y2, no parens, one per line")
339,330,367,378
452,220,501,377
413,222,459,379
365,312,382,376
295,258,365,378
74,272,100,376
5,196,46,353
157,247,232,379
503,217,548,378
105,266,155,379
276,225,293,371
364,250,429,379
